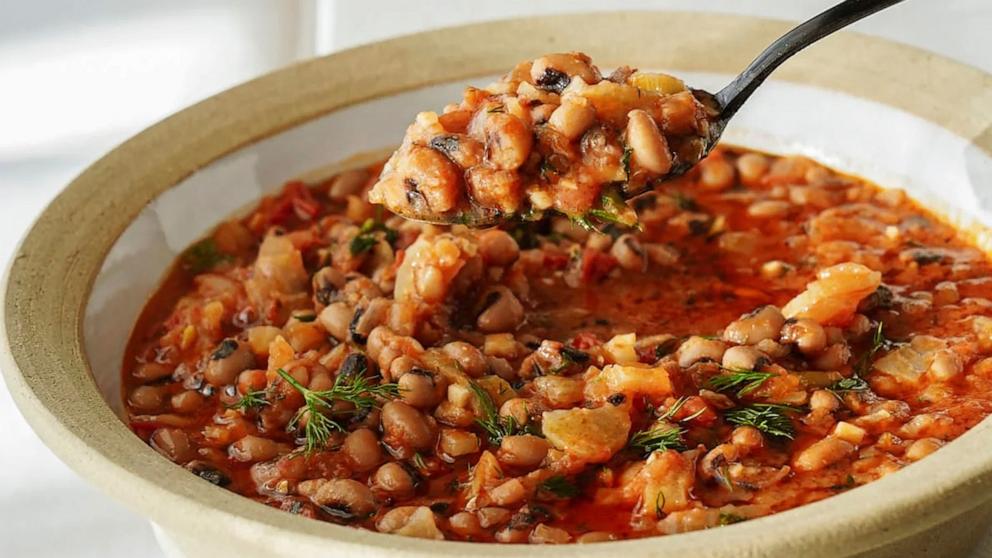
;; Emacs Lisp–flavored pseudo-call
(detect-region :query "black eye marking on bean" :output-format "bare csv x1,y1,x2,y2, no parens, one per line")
429,135,460,156
536,67,571,94
339,353,369,378
349,307,367,344
210,339,238,360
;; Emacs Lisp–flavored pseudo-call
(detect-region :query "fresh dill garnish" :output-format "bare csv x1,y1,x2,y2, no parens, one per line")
829,323,887,395
226,388,270,412
538,475,579,498
585,185,640,230
349,218,398,255
706,368,775,397
724,404,799,440
468,381,528,444
718,512,747,525
569,213,599,232
411,452,427,471
277,367,400,452
656,396,692,422
629,423,686,455
182,238,232,274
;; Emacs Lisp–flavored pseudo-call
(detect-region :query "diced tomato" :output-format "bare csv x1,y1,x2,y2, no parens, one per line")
580,248,618,283
571,331,602,350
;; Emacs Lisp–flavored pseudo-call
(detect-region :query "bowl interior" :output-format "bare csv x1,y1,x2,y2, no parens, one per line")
85,73,992,413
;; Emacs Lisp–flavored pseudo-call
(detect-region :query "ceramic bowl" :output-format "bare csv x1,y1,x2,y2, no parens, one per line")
3,11,992,558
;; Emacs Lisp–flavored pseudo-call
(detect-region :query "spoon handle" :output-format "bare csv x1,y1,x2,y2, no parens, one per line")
714,0,907,119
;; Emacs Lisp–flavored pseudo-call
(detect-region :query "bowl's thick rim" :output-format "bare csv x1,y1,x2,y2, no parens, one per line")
3,11,992,558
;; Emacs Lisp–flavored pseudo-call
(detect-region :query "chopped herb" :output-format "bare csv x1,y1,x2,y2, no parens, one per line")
468,381,529,444
629,423,686,455
706,368,775,397
210,339,239,360
830,474,857,491
724,404,799,440
621,147,633,179
487,104,506,113
655,396,706,423
182,238,232,274
561,346,590,362
718,512,747,525
294,313,317,323
411,452,427,470
349,218,398,255
569,213,599,232
830,323,886,395
586,185,640,229
538,475,579,498
226,388,270,412
278,367,400,453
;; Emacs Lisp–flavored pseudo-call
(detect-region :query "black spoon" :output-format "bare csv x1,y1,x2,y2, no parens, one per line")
685,0,908,175
375,0,907,227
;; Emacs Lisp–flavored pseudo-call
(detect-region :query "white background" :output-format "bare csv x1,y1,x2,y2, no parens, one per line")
1,1,990,556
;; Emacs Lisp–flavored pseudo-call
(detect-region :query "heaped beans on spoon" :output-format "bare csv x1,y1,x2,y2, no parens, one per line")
367,52,717,229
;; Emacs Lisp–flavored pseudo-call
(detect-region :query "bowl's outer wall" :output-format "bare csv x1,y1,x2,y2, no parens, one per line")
3,11,992,558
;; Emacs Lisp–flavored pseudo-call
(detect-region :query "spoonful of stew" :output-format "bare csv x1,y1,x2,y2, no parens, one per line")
369,0,905,228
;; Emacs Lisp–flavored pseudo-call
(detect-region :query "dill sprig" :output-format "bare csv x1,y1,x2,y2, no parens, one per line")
182,238,231,274
226,387,270,412
278,367,400,452
538,475,579,498
468,381,528,445
706,368,775,397
724,404,798,440
349,218,398,255
656,396,705,422
629,423,687,454
829,323,886,395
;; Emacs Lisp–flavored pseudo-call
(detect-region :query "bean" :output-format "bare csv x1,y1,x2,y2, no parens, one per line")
319,302,354,342
477,287,525,333
721,345,765,371
477,230,520,267
497,435,549,469
441,341,488,377
246,326,282,357
301,478,376,516
747,200,790,219
731,426,763,450
723,306,785,345
342,428,383,472
499,398,531,426
229,435,280,463
530,524,571,544
809,389,840,414
530,53,600,88
150,428,194,463
381,401,435,451
170,390,205,414
625,109,671,174
439,429,480,457
736,152,769,184
205,339,256,387
781,318,827,355
373,462,415,497
811,343,851,370
488,478,527,506
129,385,165,411
448,512,482,538
905,437,943,461
350,298,391,344
677,336,727,367
610,234,647,271
792,437,854,472
465,166,523,213
481,113,532,171
133,362,173,382
399,370,443,409
477,507,512,528
699,155,735,191
577,531,615,543
929,350,963,381
548,95,596,140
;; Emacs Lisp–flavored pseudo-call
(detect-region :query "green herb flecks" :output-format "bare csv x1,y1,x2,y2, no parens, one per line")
621,147,633,180
468,381,529,445
538,475,580,498
349,218,398,256
724,404,799,440
829,323,887,395
706,368,775,397
586,185,640,230
718,512,747,525
672,192,698,211
182,238,232,274
629,423,686,455
226,388,270,413
278,367,400,452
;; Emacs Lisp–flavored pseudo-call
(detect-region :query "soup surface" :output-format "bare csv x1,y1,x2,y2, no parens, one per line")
124,146,992,543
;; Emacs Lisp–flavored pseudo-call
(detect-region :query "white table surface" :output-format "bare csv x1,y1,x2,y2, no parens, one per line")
2,2,991,557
